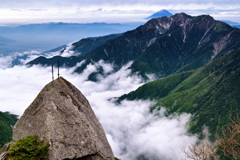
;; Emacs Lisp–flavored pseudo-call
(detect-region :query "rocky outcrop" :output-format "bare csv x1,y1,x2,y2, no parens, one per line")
0,142,16,160
12,77,115,160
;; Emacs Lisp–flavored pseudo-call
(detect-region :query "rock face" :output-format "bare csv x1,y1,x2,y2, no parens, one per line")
12,77,115,160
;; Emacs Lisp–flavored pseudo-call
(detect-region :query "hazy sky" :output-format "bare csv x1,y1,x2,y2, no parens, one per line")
0,0,240,24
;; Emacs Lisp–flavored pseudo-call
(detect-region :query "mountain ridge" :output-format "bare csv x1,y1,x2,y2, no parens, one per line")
28,13,240,80
0,22,141,55
221,20,240,26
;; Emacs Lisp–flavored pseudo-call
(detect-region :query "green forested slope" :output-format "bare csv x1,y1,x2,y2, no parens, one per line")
0,111,18,147
119,48,240,139
118,71,193,101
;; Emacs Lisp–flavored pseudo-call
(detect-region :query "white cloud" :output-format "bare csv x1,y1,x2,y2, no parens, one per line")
0,55,198,159
0,0,240,9
0,65,51,115
0,44,201,160
0,2,240,23
41,42,80,59
0,56,14,69
94,100,197,160
0,50,43,68
60,42,80,57
0,49,75,68
18,50,42,64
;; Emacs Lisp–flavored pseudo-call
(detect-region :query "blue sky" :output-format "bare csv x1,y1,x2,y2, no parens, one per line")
0,0,239,24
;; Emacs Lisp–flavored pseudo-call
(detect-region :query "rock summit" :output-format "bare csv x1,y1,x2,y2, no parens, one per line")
12,77,115,160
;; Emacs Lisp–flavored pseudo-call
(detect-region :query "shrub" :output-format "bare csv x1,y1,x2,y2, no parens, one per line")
216,116,240,159
182,116,240,160
182,142,218,160
5,135,50,160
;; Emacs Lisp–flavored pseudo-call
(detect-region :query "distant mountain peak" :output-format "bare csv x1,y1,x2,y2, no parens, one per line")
145,9,173,20
29,13,240,82
221,20,240,26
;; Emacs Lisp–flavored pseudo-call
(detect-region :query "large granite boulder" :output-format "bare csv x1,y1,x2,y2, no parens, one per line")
12,77,115,160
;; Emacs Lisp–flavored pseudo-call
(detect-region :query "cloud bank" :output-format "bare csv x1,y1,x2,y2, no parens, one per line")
0,0,239,9
0,0,240,23
0,44,78,68
0,54,198,159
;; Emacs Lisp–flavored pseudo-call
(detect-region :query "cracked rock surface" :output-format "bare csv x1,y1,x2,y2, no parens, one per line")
13,77,115,160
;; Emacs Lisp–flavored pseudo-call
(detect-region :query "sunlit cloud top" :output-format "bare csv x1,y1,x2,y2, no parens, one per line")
0,0,240,24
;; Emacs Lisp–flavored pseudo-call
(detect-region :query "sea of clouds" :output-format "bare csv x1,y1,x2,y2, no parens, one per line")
0,50,198,160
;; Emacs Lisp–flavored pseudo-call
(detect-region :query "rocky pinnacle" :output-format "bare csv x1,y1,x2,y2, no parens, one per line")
12,77,115,160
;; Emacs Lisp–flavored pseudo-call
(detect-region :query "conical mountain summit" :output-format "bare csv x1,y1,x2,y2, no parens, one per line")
145,9,173,19
12,77,115,160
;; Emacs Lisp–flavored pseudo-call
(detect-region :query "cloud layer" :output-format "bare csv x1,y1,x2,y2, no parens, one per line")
0,0,240,8
0,0,239,23
0,53,198,159
0,44,77,68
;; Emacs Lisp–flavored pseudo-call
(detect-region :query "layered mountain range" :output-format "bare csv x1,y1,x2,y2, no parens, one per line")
28,12,240,139
0,22,141,55
0,36,14,46
28,13,240,79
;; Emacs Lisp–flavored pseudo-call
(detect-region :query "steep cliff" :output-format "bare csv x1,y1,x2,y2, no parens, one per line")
12,77,115,160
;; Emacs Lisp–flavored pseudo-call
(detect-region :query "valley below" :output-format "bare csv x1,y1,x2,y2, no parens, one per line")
1,12,240,160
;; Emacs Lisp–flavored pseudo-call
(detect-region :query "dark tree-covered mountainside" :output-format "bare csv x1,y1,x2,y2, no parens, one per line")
119,48,240,139
71,34,121,56
0,111,18,147
28,13,240,80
